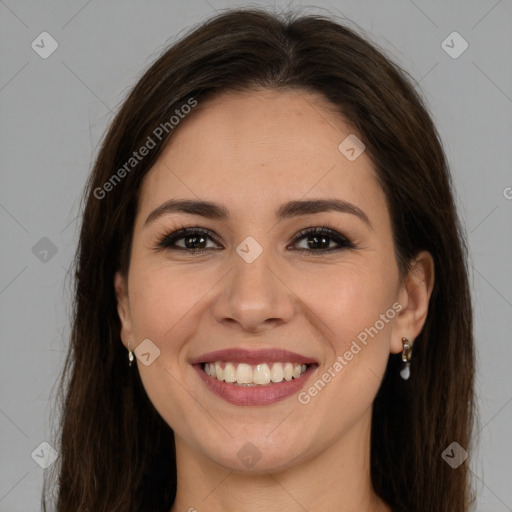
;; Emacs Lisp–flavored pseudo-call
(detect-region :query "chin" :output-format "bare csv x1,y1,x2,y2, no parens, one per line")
197,429,313,474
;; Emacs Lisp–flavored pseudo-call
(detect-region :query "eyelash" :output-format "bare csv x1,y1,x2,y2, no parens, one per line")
154,223,356,256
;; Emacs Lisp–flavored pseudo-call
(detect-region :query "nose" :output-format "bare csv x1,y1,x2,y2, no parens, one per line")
212,249,296,333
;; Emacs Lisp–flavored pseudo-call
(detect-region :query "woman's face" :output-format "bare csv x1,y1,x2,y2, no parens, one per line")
115,88,415,472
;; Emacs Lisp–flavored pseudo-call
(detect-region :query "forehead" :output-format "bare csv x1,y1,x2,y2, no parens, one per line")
137,88,387,226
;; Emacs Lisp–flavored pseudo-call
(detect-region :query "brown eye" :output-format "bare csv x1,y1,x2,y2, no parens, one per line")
290,227,355,255
157,227,222,254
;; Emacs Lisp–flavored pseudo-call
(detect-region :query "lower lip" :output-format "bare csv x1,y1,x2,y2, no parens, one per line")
193,364,318,406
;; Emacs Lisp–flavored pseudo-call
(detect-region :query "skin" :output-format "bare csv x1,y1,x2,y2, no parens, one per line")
114,88,434,512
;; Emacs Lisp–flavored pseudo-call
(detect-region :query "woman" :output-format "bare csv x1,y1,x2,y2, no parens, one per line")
43,7,475,512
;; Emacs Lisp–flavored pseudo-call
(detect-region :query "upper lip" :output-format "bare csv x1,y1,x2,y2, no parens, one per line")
189,348,318,365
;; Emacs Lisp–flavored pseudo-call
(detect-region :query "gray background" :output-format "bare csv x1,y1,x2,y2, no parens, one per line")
1,1,511,510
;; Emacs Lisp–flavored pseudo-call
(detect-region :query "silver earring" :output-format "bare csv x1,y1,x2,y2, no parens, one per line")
400,337,412,380
128,342,134,367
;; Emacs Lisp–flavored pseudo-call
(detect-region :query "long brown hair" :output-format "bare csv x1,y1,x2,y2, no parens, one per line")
43,7,476,511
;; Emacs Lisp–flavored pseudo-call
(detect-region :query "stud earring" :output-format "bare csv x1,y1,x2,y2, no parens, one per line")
400,337,412,380
128,342,134,367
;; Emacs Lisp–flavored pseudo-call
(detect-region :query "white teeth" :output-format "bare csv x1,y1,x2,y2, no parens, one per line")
235,363,253,384
253,363,271,385
203,361,308,385
214,362,224,381
270,363,284,383
283,362,293,381
224,362,236,382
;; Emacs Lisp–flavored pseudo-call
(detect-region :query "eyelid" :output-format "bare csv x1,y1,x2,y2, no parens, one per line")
289,226,354,246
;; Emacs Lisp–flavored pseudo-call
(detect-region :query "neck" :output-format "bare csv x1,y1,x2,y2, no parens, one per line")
169,408,391,512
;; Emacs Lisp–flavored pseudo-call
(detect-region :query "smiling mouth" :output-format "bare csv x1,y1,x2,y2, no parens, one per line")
201,361,315,386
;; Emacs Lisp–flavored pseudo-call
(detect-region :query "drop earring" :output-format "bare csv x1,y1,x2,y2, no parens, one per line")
128,342,134,367
400,337,412,380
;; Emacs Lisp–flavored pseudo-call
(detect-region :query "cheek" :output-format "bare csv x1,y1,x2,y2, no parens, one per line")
126,263,208,433
127,261,206,343
292,261,397,345
296,278,395,431
304,265,397,407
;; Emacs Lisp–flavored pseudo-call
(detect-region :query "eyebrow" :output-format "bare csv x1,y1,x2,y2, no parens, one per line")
143,198,373,230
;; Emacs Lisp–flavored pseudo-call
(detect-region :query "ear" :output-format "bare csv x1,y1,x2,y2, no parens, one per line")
390,250,435,354
114,270,134,350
